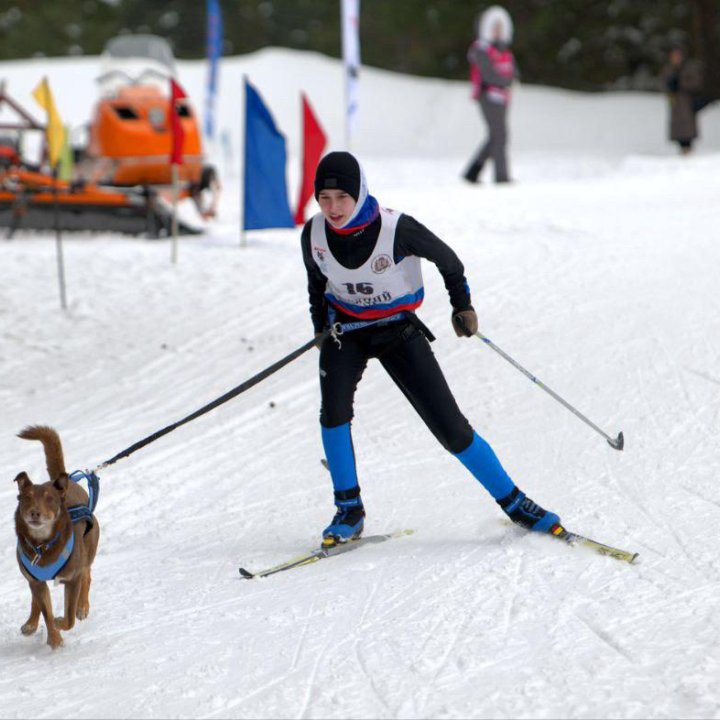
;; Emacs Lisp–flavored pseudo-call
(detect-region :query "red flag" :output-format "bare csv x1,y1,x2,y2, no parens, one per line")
294,93,327,225
169,78,187,165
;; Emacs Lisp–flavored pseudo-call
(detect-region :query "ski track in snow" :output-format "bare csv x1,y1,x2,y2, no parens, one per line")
2,50,720,719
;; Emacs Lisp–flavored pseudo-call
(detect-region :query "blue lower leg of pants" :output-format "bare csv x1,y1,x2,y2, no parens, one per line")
321,422,358,492
454,432,515,500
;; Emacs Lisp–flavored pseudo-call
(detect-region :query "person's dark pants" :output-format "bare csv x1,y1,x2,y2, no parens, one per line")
319,321,515,500
464,96,510,183
320,323,472,450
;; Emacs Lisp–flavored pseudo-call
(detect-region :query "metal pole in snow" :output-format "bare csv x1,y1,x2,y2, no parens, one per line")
239,74,247,247
171,163,179,264
341,0,360,151
52,166,68,310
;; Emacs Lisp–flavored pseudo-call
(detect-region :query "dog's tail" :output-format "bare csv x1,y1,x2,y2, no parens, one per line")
17,426,67,480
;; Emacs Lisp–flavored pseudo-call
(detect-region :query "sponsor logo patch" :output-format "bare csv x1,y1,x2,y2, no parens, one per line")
371,254,392,274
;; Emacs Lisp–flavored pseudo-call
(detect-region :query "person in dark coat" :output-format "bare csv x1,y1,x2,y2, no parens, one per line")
660,46,704,154
303,151,561,546
463,5,516,184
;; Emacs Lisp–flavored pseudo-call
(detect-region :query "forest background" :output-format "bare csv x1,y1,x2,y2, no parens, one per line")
0,0,718,99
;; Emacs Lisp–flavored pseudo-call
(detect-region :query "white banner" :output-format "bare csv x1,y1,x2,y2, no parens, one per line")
341,0,360,148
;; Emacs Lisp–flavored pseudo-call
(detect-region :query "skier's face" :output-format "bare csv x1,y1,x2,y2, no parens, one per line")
318,189,356,228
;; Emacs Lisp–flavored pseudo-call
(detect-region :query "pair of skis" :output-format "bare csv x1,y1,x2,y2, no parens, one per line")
238,525,637,580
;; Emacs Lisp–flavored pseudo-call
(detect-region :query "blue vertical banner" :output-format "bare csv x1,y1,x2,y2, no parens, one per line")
204,0,223,140
243,79,295,230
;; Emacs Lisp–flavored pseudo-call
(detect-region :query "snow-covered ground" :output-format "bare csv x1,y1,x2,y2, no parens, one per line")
1,48,720,719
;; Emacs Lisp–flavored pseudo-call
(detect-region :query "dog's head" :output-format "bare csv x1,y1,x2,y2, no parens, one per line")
14,471,69,542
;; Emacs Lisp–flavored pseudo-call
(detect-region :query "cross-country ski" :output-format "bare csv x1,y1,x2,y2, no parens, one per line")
239,529,414,579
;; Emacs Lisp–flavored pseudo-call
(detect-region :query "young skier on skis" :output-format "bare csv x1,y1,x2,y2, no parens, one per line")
302,151,560,545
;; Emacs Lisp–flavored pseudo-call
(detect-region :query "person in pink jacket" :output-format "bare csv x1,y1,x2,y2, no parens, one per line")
463,5,516,184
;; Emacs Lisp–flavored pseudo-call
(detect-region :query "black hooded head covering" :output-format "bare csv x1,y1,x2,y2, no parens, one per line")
314,151,362,201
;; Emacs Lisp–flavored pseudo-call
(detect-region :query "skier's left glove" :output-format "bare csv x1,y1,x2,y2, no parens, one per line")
452,307,478,337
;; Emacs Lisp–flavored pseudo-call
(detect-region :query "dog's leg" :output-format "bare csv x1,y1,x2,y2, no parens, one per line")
29,580,63,649
77,569,91,620
57,578,81,631
77,522,99,621
21,591,41,636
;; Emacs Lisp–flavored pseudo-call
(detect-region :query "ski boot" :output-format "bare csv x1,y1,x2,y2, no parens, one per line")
322,487,365,547
497,487,560,533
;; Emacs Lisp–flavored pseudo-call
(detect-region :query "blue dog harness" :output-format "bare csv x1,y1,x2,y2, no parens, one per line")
18,470,100,582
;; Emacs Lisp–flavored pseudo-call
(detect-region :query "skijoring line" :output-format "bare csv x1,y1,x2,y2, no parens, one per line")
92,332,328,473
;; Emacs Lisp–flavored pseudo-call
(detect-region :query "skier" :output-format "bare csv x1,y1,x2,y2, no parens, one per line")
302,151,560,545
463,5,516,184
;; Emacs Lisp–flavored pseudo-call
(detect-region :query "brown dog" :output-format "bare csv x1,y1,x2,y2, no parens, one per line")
14,426,100,649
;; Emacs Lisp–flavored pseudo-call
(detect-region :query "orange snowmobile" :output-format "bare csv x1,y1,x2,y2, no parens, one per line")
0,35,218,238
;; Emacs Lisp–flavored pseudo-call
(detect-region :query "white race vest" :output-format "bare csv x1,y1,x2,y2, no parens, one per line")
310,208,424,319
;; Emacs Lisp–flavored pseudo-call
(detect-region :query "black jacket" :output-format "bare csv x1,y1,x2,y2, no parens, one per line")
301,212,472,333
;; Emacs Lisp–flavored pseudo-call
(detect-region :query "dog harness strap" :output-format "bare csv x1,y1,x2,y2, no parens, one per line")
68,505,94,524
66,469,99,533
18,532,75,582
68,469,100,514
27,529,62,558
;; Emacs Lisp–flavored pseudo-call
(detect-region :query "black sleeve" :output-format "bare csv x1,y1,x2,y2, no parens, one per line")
301,223,328,333
394,215,472,311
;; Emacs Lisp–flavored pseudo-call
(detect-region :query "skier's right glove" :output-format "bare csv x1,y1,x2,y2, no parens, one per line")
452,308,478,337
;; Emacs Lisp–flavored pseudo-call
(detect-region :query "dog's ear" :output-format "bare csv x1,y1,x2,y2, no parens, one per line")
14,472,32,492
53,473,69,499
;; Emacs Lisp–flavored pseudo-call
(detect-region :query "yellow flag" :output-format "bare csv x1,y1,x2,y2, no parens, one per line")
32,77,64,168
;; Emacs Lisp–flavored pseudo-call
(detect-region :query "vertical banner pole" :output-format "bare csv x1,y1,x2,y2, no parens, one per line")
204,0,223,147
171,163,179,264
239,75,247,248
53,167,68,311
168,77,187,263
341,0,360,151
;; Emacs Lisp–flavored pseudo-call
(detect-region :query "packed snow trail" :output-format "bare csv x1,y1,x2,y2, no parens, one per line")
1,49,720,719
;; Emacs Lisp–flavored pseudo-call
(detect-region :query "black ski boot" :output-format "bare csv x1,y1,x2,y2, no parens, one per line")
497,487,560,533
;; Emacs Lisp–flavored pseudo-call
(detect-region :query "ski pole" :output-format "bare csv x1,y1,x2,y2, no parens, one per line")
94,330,329,471
462,323,623,451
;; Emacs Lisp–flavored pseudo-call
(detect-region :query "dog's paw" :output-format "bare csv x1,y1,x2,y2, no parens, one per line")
21,621,38,636
76,605,89,621
47,631,64,650
54,616,72,631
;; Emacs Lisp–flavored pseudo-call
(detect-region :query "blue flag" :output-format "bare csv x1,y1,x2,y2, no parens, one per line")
243,79,295,230
204,0,222,140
